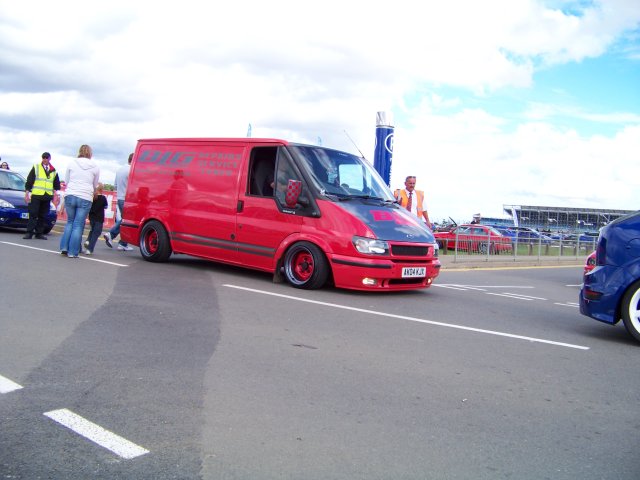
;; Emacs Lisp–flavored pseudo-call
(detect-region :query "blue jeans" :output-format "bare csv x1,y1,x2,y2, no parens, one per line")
59,195,92,257
109,199,128,247
86,219,104,252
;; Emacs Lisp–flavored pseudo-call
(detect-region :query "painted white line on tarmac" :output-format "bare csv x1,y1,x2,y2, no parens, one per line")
485,292,534,300
224,284,590,351
44,409,149,459
488,292,548,301
555,302,580,308
432,285,469,291
435,284,535,290
0,242,128,267
0,374,23,394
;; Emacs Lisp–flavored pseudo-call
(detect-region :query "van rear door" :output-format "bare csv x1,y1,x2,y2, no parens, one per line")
137,140,242,263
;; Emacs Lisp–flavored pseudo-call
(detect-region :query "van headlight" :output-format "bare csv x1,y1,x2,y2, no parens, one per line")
353,236,389,255
0,199,14,208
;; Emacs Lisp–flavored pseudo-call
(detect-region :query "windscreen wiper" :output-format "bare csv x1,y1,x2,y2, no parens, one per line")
338,194,385,201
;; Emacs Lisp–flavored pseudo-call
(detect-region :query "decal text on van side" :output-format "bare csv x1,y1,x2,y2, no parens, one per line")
137,150,240,177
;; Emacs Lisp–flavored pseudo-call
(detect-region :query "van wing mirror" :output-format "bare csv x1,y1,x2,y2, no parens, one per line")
285,179,302,207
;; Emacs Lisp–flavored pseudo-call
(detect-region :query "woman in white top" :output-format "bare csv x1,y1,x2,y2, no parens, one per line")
59,144,100,258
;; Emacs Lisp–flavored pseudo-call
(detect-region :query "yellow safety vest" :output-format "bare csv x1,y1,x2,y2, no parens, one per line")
31,163,57,196
394,189,426,219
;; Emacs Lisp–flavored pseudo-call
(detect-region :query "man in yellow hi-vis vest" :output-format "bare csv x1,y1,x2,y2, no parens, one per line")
394,175,432,229
23,152,60,240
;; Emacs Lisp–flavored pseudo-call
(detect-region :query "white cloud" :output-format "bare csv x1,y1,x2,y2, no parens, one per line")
0,0,638,222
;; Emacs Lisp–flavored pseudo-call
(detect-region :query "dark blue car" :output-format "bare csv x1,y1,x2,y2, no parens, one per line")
580,211,640,342
0,169,57,233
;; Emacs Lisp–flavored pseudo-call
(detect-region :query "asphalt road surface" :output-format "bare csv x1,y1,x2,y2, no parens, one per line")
1,228,638,479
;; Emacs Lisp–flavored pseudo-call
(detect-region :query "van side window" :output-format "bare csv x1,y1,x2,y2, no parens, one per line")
248,147,277,197
274,153,303,205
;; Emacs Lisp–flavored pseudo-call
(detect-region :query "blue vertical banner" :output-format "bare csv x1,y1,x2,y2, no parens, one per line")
246,123,252,137
373,111,394,186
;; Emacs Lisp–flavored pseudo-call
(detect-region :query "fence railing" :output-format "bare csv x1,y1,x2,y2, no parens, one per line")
436,232,597,262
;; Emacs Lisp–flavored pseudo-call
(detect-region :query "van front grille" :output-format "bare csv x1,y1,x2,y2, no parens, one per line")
391,245,429,257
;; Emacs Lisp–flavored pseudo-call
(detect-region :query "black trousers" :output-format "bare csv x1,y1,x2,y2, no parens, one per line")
26,195,52,234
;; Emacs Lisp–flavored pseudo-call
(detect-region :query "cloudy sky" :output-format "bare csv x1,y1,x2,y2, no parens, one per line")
1,0,638,222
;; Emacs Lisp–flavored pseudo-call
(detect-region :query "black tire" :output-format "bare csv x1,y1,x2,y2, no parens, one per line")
139,220,172,262
621,279,640,342
283,241,329,289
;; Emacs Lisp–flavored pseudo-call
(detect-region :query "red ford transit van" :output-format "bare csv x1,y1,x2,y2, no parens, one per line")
120,138,440,291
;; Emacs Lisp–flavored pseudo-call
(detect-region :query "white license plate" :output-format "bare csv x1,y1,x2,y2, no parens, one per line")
402,267,426,278
21,212,29,219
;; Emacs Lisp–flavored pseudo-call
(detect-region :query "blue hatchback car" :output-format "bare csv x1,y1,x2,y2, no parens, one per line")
580,211,640,342
0,168,57,233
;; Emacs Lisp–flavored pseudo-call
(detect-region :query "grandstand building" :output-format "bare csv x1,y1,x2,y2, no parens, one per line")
483,205,636,233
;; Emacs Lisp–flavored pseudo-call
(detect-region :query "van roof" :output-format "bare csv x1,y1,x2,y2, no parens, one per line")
137,137,290,145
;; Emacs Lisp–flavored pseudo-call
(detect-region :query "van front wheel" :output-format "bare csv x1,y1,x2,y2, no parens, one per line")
140,220,172,262
621,280,640,342
283,242,329,289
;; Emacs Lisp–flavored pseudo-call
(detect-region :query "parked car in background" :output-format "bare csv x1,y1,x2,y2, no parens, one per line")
0,168,57,233
516,230,553,244
491,226,516,238
580,211,640,342
579,231,600,244
561,233,598,249
434,224,513,254
507,226,554,244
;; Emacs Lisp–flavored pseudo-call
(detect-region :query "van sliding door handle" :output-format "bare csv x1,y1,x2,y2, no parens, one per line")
237,200,244,212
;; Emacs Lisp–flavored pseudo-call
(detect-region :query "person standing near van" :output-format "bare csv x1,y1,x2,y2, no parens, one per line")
104,153,133,251
83,183,108,255
23,152,60,240
394,175,432,229
59,145,100,258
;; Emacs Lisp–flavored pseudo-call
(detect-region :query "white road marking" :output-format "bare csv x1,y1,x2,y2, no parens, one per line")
0,374,23,394
437,283,578,307
555,302,580,308
485,293,534,300
44,409,149,459
224,285,590,350
433,285,469,291
0,242,128,266
487,292,548,301
435,284,534,291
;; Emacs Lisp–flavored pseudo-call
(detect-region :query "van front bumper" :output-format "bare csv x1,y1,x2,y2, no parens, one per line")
330,255,441,291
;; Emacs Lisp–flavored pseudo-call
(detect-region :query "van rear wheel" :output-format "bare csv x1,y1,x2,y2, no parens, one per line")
621,280,640,342
140,220,172,262
283,242,328,289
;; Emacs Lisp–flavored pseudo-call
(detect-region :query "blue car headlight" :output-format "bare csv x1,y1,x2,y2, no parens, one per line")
0,199,15,208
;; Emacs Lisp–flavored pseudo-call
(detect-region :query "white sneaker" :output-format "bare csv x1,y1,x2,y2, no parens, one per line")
103,233,113,248
117,244,134,251
83,240,89,249
83,249,92,255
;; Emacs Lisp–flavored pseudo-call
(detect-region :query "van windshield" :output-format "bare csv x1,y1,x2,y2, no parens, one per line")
288,145,394,201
